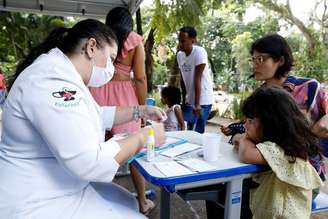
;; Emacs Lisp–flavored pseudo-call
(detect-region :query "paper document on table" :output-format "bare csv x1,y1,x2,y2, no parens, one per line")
127,137,186,164
177,158,217,172
160,142,201,158
153,161,193,177
139,137,186,153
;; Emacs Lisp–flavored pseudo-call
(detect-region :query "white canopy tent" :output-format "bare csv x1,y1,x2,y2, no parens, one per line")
0,0,143,18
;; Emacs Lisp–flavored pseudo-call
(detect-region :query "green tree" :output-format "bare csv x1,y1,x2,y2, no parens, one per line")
248,0,328,82
231,32,253,92
141,0,221,91
0,11,71,81
198,9,279,92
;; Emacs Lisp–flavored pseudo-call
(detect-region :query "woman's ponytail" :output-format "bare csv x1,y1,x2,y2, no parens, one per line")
10,19,117,91
11,27,69,90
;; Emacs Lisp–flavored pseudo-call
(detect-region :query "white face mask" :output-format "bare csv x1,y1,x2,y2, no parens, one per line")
87,58,115,87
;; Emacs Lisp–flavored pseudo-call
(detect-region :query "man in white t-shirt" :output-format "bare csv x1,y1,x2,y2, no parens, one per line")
177,26,214,133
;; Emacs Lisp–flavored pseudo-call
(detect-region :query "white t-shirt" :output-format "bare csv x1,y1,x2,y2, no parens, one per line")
177,45,214,106
164,104,180,131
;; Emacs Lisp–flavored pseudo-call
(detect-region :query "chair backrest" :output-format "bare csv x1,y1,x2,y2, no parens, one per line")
312,193,328,213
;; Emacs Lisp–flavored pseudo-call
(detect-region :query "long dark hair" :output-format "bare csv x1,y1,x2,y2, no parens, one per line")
250,34,294,79
105,7,133,59
12,19,117,90
242,86,320,162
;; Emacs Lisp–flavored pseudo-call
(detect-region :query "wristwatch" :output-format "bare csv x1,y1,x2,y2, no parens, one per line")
133,106,141,122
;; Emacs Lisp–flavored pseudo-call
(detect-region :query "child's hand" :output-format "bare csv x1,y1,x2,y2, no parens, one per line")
219,124,232,136
193,105,202,117
237,134,267,165
231,133,244,152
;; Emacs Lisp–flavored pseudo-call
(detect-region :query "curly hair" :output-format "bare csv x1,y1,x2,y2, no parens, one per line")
161,86,182,105
242,86,320,162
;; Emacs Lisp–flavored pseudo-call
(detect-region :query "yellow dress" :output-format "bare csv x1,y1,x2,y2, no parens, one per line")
250,141,322,219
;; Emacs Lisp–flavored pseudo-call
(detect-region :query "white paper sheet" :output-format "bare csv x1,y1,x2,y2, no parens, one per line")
153,161,194,177
160,142,201,158
177,158,217,172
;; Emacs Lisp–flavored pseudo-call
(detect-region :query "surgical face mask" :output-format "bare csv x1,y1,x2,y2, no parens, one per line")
87,58,115,87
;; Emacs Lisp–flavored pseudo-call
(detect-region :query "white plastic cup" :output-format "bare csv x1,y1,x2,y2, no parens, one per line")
202,133,221,162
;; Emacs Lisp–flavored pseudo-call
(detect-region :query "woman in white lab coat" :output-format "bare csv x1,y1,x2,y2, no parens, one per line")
0,19,165,219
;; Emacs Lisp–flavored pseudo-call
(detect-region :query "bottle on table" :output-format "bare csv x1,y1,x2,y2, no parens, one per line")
146,128,155,162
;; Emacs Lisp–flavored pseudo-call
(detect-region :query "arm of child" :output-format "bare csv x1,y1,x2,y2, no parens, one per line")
174,105,186,130
219,124,232,136
238,135,267,165
313,114,328,138
231,133,244,151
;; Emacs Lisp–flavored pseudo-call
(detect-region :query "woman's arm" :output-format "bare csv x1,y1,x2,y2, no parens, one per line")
174,105,186,130
310,86,328,138
238,135,267,165
132,44,147,105
111,105,166,126
312,114,328,138
115,123,165,165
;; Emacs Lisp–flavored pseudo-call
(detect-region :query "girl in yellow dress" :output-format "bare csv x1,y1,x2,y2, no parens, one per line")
236,86,323,219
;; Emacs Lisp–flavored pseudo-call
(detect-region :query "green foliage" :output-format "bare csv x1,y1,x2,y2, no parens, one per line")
231,32,253,75
0,11,74,79
231,98,243,120
198,9,279,92
153,56,169,86
222,91,249,120
288,31,328,82
149,0,209,41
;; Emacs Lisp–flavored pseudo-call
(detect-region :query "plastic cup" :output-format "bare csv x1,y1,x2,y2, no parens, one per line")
145,98,155,106
202,133,221,162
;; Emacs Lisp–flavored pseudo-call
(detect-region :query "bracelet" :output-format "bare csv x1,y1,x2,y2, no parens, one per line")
132,106,141,122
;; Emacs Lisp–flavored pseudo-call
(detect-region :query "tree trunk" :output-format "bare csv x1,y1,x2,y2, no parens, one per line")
136,9,143,35
168,53,181,88
144,28,156,93
256,0,317,56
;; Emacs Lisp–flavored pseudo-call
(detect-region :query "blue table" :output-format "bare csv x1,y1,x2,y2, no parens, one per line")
131,131,266,219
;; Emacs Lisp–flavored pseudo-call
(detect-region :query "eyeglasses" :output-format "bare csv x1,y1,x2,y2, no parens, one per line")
245,117,259,125
249,55,272,65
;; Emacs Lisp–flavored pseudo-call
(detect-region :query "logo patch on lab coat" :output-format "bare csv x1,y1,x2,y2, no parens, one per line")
52,87,76,101
52,87,81,108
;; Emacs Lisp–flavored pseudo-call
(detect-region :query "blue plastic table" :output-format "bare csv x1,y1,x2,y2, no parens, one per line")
131,131,266,219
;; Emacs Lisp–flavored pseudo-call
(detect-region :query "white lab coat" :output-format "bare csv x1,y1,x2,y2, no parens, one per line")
0,48,146,219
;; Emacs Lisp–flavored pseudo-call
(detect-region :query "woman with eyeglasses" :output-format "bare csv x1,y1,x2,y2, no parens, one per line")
221,34,328,177
217,33,328,219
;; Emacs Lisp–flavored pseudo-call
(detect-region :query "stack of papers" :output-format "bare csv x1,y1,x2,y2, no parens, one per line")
153,161,193,177
127,137,186,163
153,158,217,177
140,136,186,153
160,143,201,158
177,158,216,172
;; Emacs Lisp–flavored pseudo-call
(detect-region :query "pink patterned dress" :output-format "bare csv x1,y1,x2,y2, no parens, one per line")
89,32,143,134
